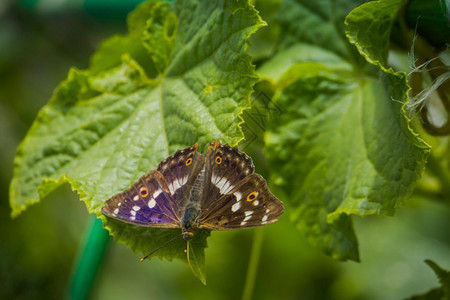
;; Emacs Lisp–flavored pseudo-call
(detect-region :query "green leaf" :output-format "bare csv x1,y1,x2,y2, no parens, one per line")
247,0,280,62
345,0,406,68
251,0,366,65
257,43,354,83
407,260,450,300
89,1,159,77
187,230,209,285
9,0,263,282
265,63,429,260
142,2,177,73
259,0,430,260
425,260,450,299
239,80,277,150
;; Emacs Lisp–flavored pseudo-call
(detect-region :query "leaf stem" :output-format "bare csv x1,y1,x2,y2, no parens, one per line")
241,228,264,300
66,215,110,300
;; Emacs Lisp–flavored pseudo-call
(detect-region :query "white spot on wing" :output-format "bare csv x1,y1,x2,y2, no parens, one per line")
253,200,259,206
153,189,162,199
240,221,247,225
231,202,241,212
114,208,119,214
222,181,233,194
148,199,156,208
212,174,219,184
243,215,252,222
216,177,226,188
130,216,136,220
133,195,139,201
168,182,175,195
168,176,188,195
245,211,253,216
262,215,268,223
234,191,242,201
265,209,270,213
179,174,188,189
132,206,141,211
214,176,234,194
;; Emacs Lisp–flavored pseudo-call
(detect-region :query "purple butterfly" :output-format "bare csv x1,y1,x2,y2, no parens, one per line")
102,141,283,253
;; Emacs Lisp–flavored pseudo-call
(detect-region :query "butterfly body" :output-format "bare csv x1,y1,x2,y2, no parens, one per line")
180,203,200,240
102,141,283,241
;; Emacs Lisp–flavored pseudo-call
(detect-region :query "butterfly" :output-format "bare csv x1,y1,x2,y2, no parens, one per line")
102,141,283,256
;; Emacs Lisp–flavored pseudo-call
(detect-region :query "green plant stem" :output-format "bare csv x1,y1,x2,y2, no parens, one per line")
242,228,265,300
66,215,110,300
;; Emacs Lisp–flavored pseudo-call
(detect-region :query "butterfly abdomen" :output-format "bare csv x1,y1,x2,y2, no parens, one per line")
181,203,200,240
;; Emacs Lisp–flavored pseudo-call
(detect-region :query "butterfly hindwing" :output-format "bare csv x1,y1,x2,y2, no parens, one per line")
102,170,180,227
199,173,283,230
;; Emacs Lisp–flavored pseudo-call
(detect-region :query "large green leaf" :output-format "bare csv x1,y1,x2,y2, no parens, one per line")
9,0,263,283
265,63,429,261
260,0,430,260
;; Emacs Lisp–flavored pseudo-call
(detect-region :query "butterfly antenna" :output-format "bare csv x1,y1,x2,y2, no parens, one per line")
140,235,180,262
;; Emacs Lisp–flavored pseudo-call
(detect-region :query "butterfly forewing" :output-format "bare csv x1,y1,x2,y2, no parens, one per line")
200,142,254,210
199,173,283,230
157,144,206,211
102,171,180,227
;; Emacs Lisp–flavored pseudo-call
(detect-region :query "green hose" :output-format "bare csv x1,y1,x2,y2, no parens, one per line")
67,215,110,300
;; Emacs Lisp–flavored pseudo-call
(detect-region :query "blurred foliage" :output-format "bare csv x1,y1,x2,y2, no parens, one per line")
0,0,133,298
407,260,450,299
2,0,450,299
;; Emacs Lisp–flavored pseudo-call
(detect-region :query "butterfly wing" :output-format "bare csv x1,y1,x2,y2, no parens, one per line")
102,170,180,227
200,141,254,210
157,143,206,212
199,173,283,230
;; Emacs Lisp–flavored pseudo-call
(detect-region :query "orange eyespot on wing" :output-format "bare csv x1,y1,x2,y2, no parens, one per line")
215,156,222,164
246,191,258,202
139,187,149,198
185,157,193,166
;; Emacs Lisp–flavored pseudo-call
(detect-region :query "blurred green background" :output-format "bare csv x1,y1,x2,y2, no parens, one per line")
1,0,449,299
